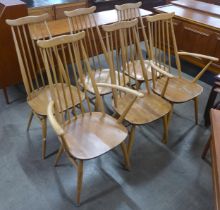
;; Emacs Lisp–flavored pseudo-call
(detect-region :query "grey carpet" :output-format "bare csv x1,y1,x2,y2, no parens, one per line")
0,65,214,210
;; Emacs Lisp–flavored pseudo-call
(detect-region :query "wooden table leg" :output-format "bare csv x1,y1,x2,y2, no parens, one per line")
2,87,9,104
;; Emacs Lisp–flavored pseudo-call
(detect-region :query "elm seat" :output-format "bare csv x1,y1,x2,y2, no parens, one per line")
83,69,129,95
113,91,171,125
63,112,128,160
153,77,203,103
28,84,85,116
125,60,167,81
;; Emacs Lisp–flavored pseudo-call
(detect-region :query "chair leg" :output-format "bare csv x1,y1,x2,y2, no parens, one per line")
40,117,47,160
76,160,84,206
162,114,168,144
27,111,34,131
127,125,135,157
167,103,173,126
194,97,199,125
54,145,64,166
202,135,212,159
120,142,130,170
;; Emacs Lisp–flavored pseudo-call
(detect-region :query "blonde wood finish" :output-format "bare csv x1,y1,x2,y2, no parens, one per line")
153,77,203,103
29,9,152,40
28,84,84,116
102,19,171,149
65,6,115,97
115,2,156,84
6,14,85,159
146,13,217,123
113,91,171,125
63,112,128,160
85,70,129,95
40,33,135,205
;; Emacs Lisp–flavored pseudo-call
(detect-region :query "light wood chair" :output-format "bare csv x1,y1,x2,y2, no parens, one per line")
145,13,219,124
115,2,166,89
101,19,172,155
64,6,128,98
37,32,144,205
6,14,85,159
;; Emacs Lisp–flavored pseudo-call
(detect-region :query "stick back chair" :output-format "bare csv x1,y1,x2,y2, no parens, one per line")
37,32,144,205
115,2,165,88
146,12,219,124
101,19,172,156
6,14,85,159
64,6,127,97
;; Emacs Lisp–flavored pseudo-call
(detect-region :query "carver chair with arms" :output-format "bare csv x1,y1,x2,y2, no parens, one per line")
37,31,144,205
145,12,219,124
100,19,172,156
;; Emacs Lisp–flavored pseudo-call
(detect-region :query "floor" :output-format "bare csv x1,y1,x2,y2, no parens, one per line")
0,58,215,210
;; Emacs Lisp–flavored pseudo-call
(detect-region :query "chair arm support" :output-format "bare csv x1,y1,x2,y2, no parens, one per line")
47,101,64,136
150,61,174,78
96,83,144,97
178,51,219,62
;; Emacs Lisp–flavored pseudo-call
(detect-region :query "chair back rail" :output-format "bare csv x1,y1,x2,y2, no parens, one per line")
115,2,152,79
65,6,104,72
6,13,51,97
102,19,150,106
37,32,105,126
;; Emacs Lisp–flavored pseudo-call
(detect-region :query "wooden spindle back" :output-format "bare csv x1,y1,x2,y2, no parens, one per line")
115,2,151,62
102,19,151,97
6,14,52,98
37,32,105,125
65,6,104,72
145,12,182,85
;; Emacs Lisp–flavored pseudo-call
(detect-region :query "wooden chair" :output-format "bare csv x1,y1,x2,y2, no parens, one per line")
115,2,166,89
101,19,172,155
37,32,143,205
145,13,219,124
64,6,128,98
6,14,85,159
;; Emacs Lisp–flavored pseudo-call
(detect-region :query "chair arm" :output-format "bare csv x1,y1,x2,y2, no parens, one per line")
47,101,64,136
178,51,219,62
150,61,174,78
96,83,144,97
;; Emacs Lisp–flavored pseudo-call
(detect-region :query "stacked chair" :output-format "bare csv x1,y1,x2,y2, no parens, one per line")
6,1,219,206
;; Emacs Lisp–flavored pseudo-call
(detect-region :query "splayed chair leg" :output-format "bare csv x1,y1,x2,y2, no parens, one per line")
41,117,47,160
127,125,135,157
120,142,130,170
54,145,64,166
162,114,168,144
27,111,34,131
194,97,199,125
76,160,83,206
